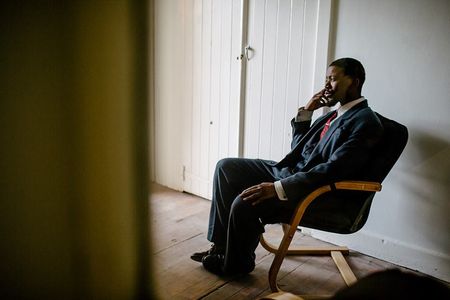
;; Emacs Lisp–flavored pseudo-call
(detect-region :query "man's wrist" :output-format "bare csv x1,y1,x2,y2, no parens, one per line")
295,107,314,122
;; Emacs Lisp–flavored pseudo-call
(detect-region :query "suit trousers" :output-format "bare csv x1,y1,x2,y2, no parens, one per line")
207,158,293,274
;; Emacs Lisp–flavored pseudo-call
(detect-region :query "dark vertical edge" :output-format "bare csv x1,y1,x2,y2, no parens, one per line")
130,0,154,299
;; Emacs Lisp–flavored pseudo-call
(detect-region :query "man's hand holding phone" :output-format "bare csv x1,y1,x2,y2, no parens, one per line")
304,89,331,111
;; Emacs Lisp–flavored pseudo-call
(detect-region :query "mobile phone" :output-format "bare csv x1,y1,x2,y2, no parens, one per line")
320,97,329,105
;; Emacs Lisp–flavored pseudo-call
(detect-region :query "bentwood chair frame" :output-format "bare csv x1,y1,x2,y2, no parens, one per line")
260,113,408,295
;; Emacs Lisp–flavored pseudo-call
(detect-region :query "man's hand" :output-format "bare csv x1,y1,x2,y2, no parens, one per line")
240,182,277,206
304,88,330,111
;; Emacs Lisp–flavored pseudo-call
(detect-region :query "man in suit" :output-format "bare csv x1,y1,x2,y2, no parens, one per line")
191,58,384,276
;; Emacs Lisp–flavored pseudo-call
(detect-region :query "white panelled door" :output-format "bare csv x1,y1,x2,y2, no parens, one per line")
182,0,242,199
181,0,331,199
244,0,330,161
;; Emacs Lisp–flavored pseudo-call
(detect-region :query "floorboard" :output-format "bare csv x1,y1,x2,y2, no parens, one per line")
150,183,423,299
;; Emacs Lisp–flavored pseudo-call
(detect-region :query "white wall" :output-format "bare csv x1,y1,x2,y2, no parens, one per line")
153,1,185,190
311,0,450,281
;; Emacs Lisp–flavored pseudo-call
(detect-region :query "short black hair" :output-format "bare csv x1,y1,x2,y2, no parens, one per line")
329,58,366,90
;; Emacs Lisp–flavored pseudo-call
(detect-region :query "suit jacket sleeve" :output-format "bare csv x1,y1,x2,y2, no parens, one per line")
290,118,312,149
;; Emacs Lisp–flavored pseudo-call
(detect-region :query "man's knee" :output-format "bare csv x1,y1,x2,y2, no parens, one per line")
216,157,237,171
214,158,242,179
230,197,254,219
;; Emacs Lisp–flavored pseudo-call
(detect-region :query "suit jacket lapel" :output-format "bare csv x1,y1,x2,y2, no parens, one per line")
321,100,369,142
277,101,369,167
277,113,331,166
291,113,331,151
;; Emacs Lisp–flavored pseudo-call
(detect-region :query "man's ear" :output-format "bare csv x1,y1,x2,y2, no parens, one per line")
352,78,361,89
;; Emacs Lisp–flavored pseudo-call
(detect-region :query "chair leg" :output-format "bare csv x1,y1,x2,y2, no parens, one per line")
261,225,355,293
259,291,304,300
282,223,290,234
331,251,357,286
260,234,280,254
267,224,299,292
260,292,331,300
260,224,293,254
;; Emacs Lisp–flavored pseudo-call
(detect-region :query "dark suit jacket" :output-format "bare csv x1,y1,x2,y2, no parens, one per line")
270,100,383,205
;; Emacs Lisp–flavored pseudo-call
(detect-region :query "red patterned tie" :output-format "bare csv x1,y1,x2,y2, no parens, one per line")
320,111,338,139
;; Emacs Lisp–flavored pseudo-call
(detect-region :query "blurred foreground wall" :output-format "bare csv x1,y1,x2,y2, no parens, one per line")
0,1,154,299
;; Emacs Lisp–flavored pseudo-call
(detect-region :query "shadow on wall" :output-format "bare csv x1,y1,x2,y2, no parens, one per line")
399,127,450,242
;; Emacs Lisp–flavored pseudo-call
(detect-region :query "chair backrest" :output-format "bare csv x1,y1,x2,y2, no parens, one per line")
361,113,409,183
300,113,408,234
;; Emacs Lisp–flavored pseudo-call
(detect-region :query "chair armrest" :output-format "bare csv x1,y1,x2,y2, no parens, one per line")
299,181,382,211
332,181,382,192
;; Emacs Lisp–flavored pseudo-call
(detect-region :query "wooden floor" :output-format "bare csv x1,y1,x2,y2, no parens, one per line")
150,183,412,299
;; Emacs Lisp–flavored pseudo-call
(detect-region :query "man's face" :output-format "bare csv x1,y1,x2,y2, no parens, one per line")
323,66,353,106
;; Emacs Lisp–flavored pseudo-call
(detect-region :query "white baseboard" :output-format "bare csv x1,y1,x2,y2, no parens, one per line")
306,228,450,282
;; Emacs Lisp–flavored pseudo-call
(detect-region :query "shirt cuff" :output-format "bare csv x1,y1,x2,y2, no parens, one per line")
274,181,288,201
295,107,314,122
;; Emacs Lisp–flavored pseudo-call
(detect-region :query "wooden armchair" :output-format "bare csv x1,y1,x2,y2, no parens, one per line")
260,113,408,294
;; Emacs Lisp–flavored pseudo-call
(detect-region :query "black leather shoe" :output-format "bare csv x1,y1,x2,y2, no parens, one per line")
190,244,224,263
202,253,225,275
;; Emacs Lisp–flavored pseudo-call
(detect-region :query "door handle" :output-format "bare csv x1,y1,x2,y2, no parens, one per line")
237,45,253,61
244,45,252,61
